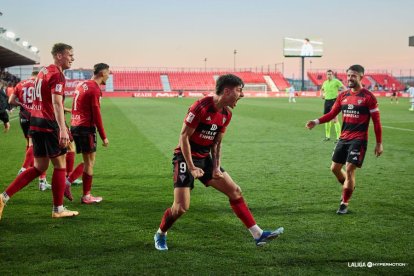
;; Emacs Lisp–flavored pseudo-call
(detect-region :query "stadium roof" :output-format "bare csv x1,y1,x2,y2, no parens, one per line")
0,35,40,68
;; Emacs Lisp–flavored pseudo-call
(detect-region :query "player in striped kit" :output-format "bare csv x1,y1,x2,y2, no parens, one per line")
306,65,383,214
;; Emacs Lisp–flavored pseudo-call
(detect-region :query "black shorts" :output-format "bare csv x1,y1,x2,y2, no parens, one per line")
332,139,367,168
172,154,225,189
324,99,336,114
73,133,97,154
19,117,30,138
0,111,9,124
31,131,68,158
392,92,397,97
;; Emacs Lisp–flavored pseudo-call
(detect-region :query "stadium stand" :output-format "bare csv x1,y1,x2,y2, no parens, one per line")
110,70,290,92
307,71,404,91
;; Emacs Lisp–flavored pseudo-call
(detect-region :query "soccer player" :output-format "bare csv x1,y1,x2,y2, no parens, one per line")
408,84,414,111
9,71,51,191
0,85,10,132
390,83,398,104
320,70,346,142
154,74,284,251
306,65,383,214
0,43,79,220
65,63,109,204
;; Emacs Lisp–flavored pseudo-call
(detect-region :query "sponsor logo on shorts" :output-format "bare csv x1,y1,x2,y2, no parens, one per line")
55,84,63,92
350,151,360,156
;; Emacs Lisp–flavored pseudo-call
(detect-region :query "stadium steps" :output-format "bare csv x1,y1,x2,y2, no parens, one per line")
263,75,279,92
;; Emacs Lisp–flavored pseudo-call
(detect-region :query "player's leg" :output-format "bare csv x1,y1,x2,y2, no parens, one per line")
337,163,357,215
155,187,191,250
330,162,345,186
0,156,47,221
80,152,102,204
208,173,283,246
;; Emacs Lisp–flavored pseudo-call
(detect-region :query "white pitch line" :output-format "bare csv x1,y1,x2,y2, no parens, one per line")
383,125,414,132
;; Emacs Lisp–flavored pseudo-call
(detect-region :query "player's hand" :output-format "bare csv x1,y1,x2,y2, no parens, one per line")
374,143,383,157
59,129,70,148
102,138,109,147
190,167,204,179
212,169,224,179
306,120,316,129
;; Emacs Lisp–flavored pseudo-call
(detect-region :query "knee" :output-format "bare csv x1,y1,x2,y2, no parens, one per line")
331,164,340,174
228,184,243,200
172,204,189,217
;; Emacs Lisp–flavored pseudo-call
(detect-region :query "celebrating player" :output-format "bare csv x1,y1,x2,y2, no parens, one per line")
154,74,284,250
65,63,109,204
0,43,79,220
306,65,383,214
9,71,51,191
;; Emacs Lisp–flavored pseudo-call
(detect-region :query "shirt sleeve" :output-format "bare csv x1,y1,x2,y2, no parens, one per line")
50,72,66,96
318,95,342,124
184,101,203,129
91,89,106,140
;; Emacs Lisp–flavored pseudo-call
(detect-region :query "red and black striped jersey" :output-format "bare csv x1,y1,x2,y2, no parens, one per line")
70,80,106,140
320,88,379,142
30,64,66,133
13,77,36,120
174,96,232,158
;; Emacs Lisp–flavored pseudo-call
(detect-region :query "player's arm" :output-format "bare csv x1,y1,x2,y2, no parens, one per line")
64,107,72,113
8,93,21,107
179,123,204,179
320,86,325,99
52,93,69,147
211,132,224,179
92,94,108,147
369,100,383,157
306,97,342,129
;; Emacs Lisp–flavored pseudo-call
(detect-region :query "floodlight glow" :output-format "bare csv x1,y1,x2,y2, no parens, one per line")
22,41,29,47
30,46,38,52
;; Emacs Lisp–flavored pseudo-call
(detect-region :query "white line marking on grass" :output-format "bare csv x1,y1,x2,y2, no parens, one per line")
383,126,414,132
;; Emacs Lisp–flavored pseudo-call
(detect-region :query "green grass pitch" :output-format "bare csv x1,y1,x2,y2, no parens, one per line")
0,97,413,275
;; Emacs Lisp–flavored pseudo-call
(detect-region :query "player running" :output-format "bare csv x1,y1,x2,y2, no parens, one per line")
64,63,109,204
0,43,79,220
9,71,51,191
306,65,383,214
154,74,284,250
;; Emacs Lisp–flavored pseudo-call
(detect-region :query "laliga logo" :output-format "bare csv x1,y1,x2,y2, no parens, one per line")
210,124,218,131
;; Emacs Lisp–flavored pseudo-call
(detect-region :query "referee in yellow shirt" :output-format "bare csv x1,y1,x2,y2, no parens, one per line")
320,70,346,142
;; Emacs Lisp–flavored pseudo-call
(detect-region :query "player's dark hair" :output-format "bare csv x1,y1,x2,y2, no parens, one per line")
215,74,244,95
51,43,72,56
31,71,39,76
347,64,365,75
327,69,334,74
305,38,310,42
93,63,110,75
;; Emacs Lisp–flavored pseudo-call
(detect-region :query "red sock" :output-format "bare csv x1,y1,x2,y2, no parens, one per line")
5,167,42,197
66,152,75,176
39,171,47,179
82,172,93,195
342,188,354,204
159,208,177,233
68,163,84,183
230,197,256,228
22,145,34,169
51,168,66,206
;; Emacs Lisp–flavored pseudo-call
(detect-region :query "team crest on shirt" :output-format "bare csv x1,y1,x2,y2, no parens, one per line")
358,100,363,104
223,118,226,124
55,84,63,92
186,112,195,123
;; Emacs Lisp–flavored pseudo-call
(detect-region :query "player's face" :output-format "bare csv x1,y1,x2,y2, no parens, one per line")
347,70,362,89
101,69,110,85
326,72,333,80
56,49,74,70
225,85,244,109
